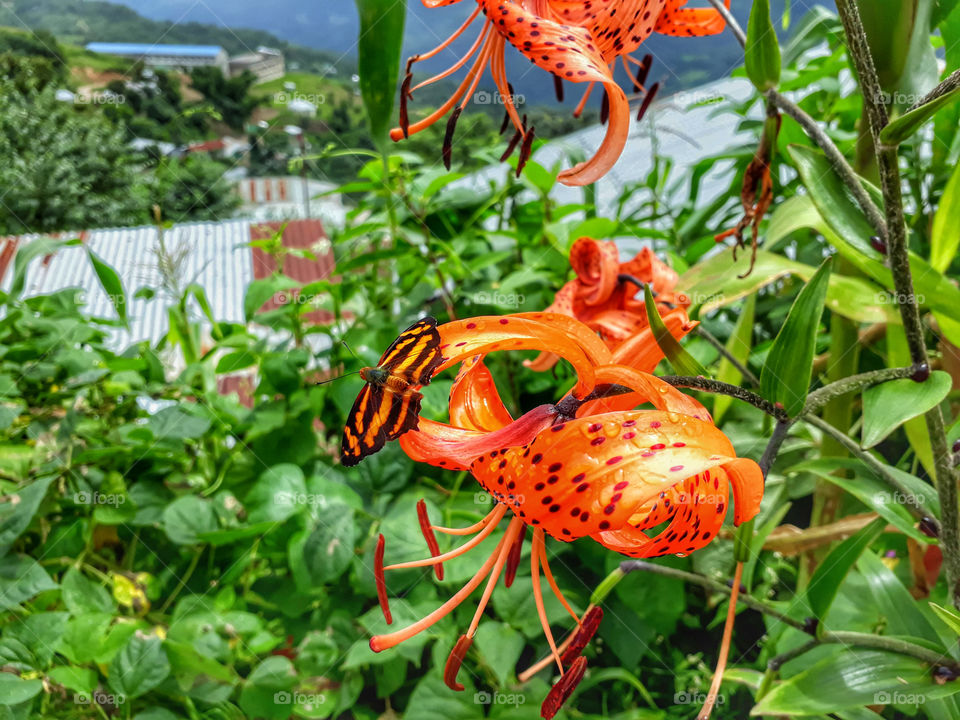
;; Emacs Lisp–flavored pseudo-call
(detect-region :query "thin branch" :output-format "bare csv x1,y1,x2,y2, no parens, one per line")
760,421,792,476
659,375,788,421
695,326,760,386
908,67,960,112
835,0,960,607
707,0,746,47
803,365,918,415
803,415,935,524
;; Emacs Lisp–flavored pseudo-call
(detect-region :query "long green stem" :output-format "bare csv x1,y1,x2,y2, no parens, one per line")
835,0,960,607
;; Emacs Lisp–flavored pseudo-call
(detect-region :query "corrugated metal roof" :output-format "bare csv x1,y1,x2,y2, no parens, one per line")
0,219,335,357
86,43,225,58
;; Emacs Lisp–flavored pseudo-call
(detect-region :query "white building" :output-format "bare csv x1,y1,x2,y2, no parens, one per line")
85,43,230,76
229,47,286,83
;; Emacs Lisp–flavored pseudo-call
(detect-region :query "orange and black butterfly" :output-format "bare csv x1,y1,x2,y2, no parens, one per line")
341,317,443,466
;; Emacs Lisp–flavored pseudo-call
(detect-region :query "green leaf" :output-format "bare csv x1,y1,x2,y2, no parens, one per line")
474,621,525,686
164,639,237,684
108,632,171,699
61,567,115,614
881,84,960,145
296,505,356,585
405,673,477,720
861,371,952,448
644,285,707,376
245,464,307,524
751,648,960,715
0,555,57,610
0,673,43,705
48,666,98,695
9,237,66,299
162,496,217,545
858,551,941,643
354,0,407,148
0,476,54,558
714,295,755,423
930,602,960,637
215,350,257,374
239,656,297,720
86,247,128,327
760,256,833,416
931,160,960,272
806,517,886,622
745,0,781,91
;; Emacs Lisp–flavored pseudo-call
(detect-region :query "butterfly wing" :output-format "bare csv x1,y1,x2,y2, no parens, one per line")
378,317,443,386
341,384,424,467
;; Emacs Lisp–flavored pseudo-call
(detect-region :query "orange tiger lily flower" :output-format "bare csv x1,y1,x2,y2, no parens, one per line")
396,1,731,186
370,313,763,719
527,237,694,371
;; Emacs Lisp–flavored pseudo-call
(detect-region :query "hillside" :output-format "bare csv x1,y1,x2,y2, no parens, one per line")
0,0,355,77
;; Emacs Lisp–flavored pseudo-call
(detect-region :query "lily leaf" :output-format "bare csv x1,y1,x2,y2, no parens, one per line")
745,0,781,91
861,371,952,448
354,0,407,148
759,257,833,416
881,83,960,145
643,285,707,377
931,160,960,272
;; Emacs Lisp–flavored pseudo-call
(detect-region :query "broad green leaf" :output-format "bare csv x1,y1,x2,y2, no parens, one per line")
931,160,960,271
751,649,960,715
714,295,756,423
677,246,893,324
0,476,54,558
858,551,941,643
297,505,356,584
0,555,57,610
745,0,781,91
61,567,115,615
243,275,298,322
354,0,407,148
164,639,237,684
162,496,218,545
86,247,128,327
215,350,257,374
48,666,98,695
805,517,885,622
405,673,477,720
881,83,960,145
790,458,934,542
644,285,707,376
474,621,525,686
238,656,297,720
888,325,937,479
9,237,66,299
861,371,952,448
108,633,171,699
245,464,307,524
760,257,833,416
0,673,43,705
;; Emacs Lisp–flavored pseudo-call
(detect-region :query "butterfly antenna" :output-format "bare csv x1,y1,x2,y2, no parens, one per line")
315,370,361,386
340,339,361,362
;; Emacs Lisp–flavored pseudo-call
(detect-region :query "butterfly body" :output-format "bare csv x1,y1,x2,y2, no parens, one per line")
341,318,443,466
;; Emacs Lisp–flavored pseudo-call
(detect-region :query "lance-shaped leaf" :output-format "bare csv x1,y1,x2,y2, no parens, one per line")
861,371,952,448
931,159,960,272
643,285,707,377
354,0,407,148
760,257,833,416
86,247,128,328
745,0,781,91
881,84,960,146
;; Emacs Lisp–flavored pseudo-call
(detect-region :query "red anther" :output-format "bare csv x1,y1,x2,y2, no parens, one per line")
636,81,660,122
417,499,444,580
501,126,523,161
633,54,653,90
600,89,610,125
399,72,413,139
517,126,536,177
559,606,603,666
554,74,565,103
374,533,392,625
444,634,473,691
504,525,526,588
443,107,463,170
541,656,588,719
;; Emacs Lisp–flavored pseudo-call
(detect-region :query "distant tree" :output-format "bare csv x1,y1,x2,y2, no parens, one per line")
189,67,260,131
0,81,145,234
146,155,241,222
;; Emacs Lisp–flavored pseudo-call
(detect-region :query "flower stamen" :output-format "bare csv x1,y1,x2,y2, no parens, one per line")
416,499,445,580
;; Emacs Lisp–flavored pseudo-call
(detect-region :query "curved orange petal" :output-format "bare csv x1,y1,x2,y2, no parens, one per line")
468,410,762,544
558,83,629,186
542,280,579,317
577,364,710,421
437,314,609,397
655,0,729,37
449,355,514,432
569,237,620,307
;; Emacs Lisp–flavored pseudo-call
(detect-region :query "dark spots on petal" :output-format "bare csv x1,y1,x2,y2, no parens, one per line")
548,462,563,473
606,456,622,465
532,453,543,464
591,437,606,446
